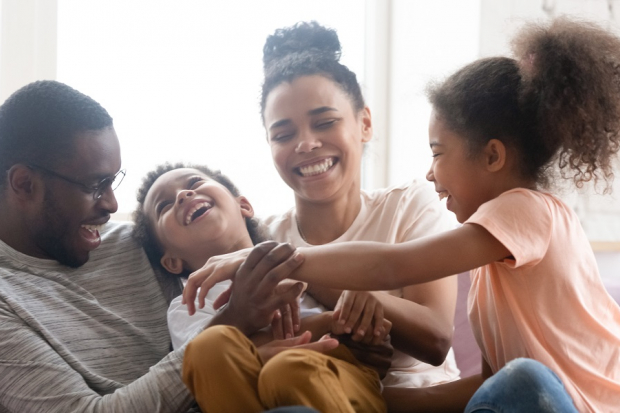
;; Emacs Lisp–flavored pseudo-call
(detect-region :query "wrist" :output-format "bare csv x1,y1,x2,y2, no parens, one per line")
209,304,256,336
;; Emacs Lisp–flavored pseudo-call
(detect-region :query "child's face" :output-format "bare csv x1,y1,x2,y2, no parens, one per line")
143,168,254,273
263,75,372,203
426,111,496,223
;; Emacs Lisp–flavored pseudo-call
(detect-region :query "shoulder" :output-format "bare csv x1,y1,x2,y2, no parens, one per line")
262,208,296,241
363,180,440,211
475,188,554,218
88,221,146,265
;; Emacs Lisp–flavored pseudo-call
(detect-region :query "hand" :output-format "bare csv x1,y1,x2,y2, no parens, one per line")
257,330,339,364
183,248,252,315
270,279,303,339
214,242,305,336
334,331,394,380
215,280,302,340
333,291,386,343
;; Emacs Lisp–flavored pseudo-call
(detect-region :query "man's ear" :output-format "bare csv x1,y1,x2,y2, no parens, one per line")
360,106,373,143
238,196,254,219
483,139,506,172
6,164,38,200
161,253,184,275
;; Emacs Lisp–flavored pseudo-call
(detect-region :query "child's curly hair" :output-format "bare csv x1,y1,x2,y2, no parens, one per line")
132,162,267,273
428,17,620,192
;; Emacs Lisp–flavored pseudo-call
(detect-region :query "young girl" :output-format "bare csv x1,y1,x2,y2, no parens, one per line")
132,163,391,413
185,20,461,389
194,18,620,412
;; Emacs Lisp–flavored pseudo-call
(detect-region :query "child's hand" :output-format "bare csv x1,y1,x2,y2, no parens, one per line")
183,247,252,315
257,331,339,364
270,279,305,339
332,291,386,343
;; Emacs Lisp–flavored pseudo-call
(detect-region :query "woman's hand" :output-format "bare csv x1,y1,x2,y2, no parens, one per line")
332,290,387,344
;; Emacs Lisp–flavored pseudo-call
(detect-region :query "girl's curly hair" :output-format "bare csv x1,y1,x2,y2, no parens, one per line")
428,17,620,191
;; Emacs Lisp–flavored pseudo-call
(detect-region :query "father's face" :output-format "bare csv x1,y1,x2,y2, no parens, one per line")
31,127,122,267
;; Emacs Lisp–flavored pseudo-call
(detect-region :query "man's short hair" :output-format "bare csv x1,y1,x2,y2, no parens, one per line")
0,80,113,186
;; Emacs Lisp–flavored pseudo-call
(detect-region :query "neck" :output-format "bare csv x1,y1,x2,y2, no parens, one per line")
295,191,362,245
0,201,44,258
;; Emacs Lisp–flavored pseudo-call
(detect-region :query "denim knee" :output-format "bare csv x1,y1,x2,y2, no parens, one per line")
465,358,578,413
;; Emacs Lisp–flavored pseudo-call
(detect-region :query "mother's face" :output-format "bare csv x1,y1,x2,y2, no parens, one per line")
263,75,372,203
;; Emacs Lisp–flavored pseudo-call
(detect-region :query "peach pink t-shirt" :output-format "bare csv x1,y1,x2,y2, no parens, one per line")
466,188,620,412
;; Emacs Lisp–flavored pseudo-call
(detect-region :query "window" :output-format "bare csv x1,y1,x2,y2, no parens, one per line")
56,0,366,219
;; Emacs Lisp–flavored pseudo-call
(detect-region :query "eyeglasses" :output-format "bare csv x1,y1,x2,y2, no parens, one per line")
28,164,126,200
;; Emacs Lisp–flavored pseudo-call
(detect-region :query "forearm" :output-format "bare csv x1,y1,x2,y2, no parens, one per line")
384,374,485,413
0,343,193,413
292,225,510,290
378,294,453,365
293,242,402,289
305,284,342,309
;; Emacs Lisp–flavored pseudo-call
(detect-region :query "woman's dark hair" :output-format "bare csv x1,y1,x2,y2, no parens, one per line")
132,162,267,273
427,17,620,191
261,21,365,119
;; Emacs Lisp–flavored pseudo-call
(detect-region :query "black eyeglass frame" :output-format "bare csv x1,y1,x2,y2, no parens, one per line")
28,164,126,200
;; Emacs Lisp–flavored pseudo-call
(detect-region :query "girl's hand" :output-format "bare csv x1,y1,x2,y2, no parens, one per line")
182,248,252,315
333,291,386,343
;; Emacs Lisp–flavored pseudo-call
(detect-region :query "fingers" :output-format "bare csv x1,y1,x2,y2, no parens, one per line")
238,241,280,272
295,337,340,353
212,285,233,310
245,243,302,292
341,293,366,335
271,309,284,340
371,319,393,345
372,304,386,338
280,304,294,339
290,293,301,333
352,299,376,340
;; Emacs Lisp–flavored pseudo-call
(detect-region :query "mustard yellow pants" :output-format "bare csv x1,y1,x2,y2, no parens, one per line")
182,325,386,413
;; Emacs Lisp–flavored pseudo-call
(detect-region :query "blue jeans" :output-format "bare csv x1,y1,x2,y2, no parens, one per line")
465,358,578,413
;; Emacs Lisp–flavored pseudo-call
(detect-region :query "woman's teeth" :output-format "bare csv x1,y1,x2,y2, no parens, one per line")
298,158,334,177
438,192,448,201
185,202,212,225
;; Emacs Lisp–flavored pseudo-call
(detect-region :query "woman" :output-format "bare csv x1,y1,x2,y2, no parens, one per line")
259,21,460,389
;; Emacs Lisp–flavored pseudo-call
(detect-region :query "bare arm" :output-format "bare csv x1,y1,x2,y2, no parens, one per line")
293,223,510,291
306,279,457,366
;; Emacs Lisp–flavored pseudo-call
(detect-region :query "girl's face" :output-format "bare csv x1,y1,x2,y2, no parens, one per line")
263,75,372,203
426,111,495,223
143,168,253,273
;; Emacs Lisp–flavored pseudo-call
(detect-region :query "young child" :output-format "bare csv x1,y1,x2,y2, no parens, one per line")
132,162,391,413
191,18,620,412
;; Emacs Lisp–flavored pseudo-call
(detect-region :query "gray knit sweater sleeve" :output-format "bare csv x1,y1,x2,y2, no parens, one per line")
0,222,195,413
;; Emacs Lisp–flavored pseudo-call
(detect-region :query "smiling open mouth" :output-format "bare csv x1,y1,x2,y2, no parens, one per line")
185,202,212,225
296,158,335,177
438,192,448,201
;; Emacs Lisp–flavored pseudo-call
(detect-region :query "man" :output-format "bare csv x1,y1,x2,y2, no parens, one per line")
0,80,327,412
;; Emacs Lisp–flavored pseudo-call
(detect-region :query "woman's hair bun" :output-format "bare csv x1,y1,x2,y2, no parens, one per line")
263,21,342,69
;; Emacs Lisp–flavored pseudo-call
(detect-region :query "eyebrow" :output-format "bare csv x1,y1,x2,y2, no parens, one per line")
429,141,443,148
268,106,338,131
